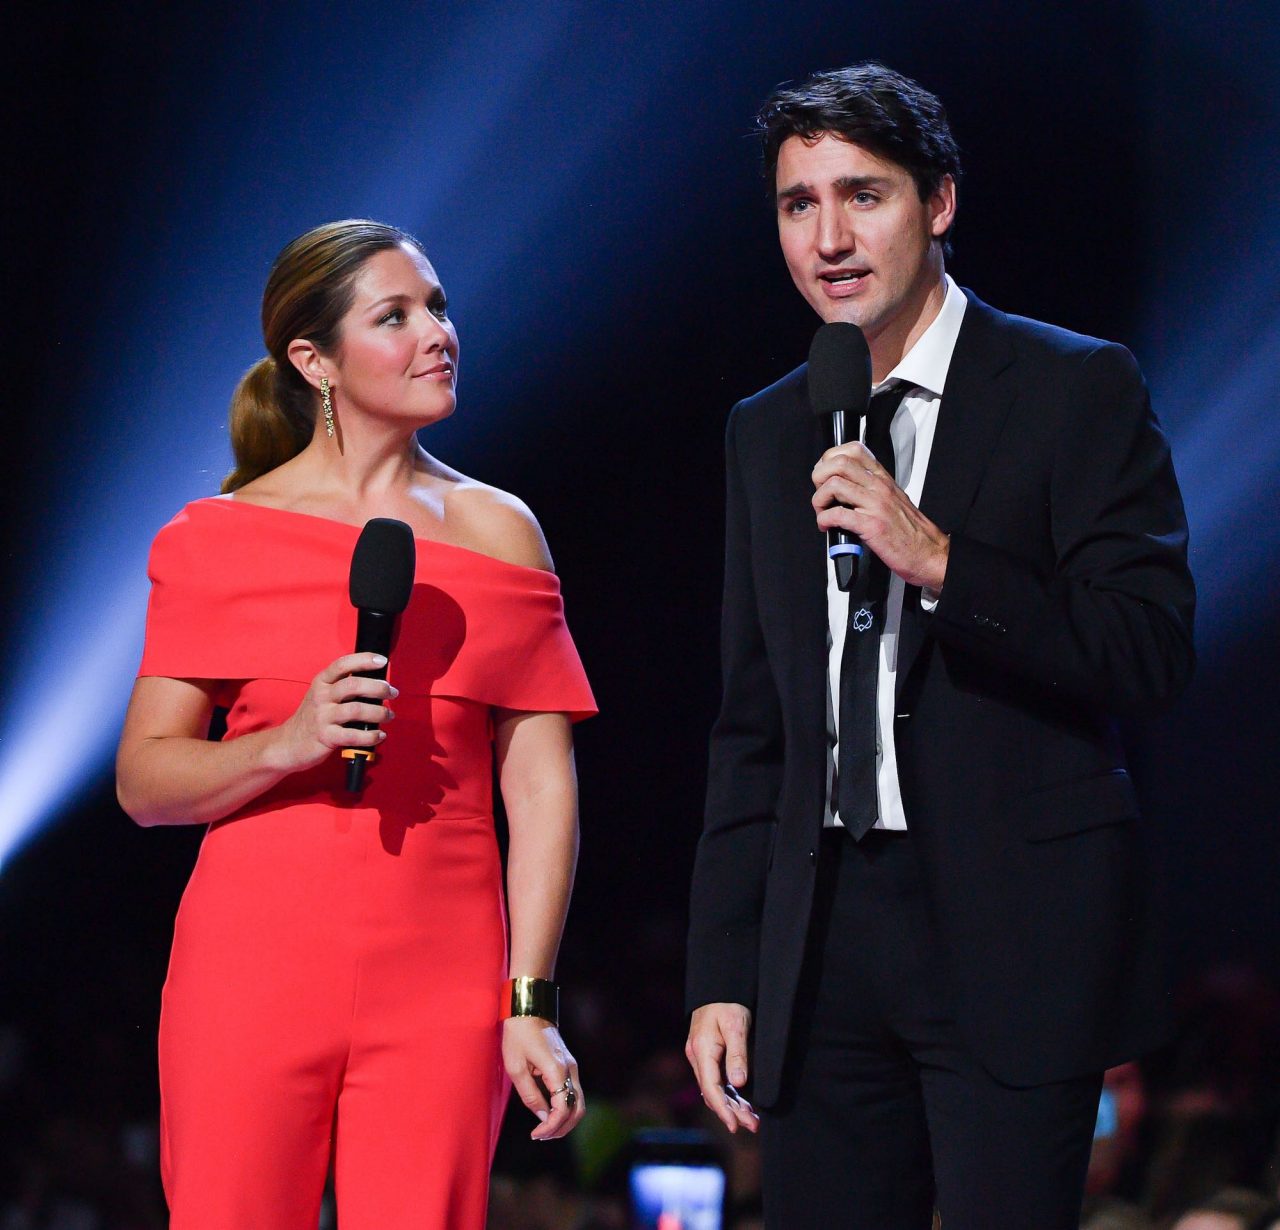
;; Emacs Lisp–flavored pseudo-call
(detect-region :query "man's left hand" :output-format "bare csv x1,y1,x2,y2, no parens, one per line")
812,442,950,592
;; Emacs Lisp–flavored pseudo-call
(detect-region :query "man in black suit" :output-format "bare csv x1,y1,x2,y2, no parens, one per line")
684,63,1194,1228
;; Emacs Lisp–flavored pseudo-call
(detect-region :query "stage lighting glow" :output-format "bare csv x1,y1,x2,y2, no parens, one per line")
0,3,709,871
1143,248,1280,643
1135,3,1280,643
1161,318,1280,639
0,581,146,872
16,0,1270,877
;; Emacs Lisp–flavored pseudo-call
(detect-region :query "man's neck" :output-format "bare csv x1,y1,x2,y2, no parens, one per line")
867,266,948,384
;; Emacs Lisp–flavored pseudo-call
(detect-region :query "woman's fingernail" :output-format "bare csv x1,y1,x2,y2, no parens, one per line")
388,686,399,698
371,654,387,666
536,1110,549,1123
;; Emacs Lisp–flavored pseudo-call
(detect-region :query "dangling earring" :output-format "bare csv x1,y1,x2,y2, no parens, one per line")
320,376,335,438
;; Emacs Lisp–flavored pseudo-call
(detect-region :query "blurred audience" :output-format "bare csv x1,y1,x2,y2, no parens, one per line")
4,916,1279,1230
1167,1186,1280,1230
1080,1200,1153,1230
1087,1063,1151,1204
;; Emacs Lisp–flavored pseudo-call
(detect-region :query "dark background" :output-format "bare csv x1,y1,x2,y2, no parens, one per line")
2,0,1278,1221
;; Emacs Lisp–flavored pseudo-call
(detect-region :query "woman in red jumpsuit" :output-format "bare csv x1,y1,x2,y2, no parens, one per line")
116,220,596,1229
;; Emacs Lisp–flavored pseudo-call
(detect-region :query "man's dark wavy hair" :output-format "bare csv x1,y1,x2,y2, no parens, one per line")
757,62,962,256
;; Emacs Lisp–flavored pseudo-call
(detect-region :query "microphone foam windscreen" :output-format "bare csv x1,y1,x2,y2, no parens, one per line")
349,518,417,612
808,322,872,418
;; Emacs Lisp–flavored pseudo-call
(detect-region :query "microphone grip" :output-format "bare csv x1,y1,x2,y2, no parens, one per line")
342,608,396,794
826,408,861,591
830,538,858,591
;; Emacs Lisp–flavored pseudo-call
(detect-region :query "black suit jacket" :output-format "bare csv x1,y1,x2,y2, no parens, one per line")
686,290,1195,1105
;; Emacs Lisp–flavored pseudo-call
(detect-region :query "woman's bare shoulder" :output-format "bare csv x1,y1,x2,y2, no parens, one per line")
441,478,554,572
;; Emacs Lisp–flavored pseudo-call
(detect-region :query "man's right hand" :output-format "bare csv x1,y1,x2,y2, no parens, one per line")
685,1003,760,1134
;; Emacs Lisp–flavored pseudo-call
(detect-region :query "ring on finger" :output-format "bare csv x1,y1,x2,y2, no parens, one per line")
549,1075,578,1111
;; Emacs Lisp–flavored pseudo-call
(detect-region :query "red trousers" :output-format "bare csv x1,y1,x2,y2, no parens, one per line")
159,799,508,1229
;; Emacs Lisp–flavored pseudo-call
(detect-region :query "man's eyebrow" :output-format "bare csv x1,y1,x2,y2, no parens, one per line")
776,174,894,204
775,181,812,204
834,175,892,192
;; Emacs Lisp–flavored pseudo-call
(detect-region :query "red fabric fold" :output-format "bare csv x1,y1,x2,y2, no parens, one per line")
139,498,596,721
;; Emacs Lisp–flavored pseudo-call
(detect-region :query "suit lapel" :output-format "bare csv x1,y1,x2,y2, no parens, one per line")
897,292,1017,696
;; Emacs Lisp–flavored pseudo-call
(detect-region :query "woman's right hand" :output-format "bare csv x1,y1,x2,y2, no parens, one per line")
268,652,398,772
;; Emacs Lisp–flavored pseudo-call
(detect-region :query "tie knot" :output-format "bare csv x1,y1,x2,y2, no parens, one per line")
864,381,908,471
867,381,908,433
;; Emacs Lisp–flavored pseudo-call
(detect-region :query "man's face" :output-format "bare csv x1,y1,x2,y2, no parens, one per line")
774,133,955,344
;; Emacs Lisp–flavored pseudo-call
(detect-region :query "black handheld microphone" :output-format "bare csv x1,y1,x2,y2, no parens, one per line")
343,518,416,794
808,322,872,592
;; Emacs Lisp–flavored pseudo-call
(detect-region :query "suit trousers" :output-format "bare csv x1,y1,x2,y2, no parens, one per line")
760,828,1103,1229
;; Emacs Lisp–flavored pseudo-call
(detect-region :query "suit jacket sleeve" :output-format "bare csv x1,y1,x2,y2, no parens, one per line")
685,404,784,1014
933,341,1195,713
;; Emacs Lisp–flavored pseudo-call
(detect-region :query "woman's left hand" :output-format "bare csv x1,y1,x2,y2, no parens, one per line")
502,1017,585,1140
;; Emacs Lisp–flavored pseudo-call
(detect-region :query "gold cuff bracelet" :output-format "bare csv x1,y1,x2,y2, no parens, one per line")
501,976,559,1026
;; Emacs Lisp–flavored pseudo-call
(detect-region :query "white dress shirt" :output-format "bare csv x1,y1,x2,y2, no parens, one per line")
826,275,968,831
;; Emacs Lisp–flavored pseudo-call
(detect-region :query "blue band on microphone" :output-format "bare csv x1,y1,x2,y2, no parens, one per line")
829,543,862,558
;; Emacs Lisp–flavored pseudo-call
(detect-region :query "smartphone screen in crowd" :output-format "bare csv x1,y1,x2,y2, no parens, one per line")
628,1129,727,1230
1095,1086,1118,1140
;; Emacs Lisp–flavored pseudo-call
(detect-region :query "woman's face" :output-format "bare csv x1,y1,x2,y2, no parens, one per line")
329,243,459,428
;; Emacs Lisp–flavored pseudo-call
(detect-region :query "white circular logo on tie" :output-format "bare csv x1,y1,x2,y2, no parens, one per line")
852,607,874,632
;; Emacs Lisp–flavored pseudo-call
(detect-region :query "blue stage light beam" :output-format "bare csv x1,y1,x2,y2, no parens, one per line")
0,581,147,874
1156,311,1280,642
0,0,745,871
0,4,577,871
1134,4,1280,645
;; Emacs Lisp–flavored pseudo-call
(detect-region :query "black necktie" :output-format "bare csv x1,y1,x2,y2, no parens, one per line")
836,381,909,839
